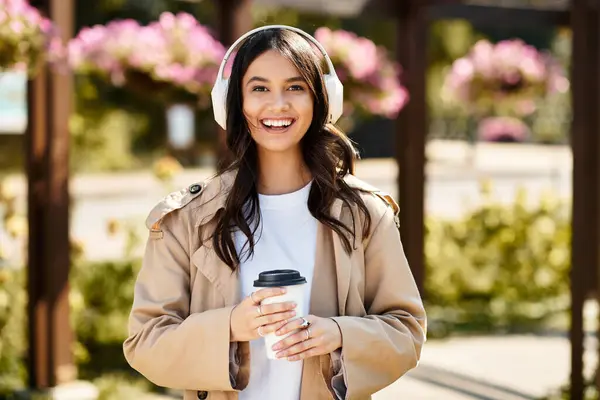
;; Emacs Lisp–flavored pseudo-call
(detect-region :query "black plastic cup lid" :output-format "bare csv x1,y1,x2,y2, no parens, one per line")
253,269,307,288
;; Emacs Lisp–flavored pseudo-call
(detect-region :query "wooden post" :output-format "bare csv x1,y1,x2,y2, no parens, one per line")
215,0,253,46
214,0,253,169
570,0,597,396
26,0,75,388
592,0,600,393
396,0,428,295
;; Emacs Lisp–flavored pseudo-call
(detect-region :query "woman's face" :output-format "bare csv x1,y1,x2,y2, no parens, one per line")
242,50,314,155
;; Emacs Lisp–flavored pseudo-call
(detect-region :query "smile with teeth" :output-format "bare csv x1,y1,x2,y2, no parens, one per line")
261,118,295,129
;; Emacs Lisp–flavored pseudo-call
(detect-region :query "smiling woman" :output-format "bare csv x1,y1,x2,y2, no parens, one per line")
123,25,426,400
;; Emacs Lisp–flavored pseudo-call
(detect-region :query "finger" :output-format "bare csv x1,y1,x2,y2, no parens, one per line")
255,310,297,327
260,301,297,316
271,329,309,352
275,316,314,336
286,347,322,362
259,319,290,335
251,287,287,303
275,338,318,359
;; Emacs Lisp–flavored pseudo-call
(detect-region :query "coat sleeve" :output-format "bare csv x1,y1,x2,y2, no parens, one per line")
122,209,249,391
329,205,427,399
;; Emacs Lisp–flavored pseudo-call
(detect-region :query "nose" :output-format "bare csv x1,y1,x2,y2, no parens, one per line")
268,91,290,112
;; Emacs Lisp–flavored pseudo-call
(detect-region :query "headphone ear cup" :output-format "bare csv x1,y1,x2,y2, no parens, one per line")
324,75,344,124
211,78,229,130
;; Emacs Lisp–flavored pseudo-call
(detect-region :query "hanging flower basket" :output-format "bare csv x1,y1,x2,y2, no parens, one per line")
477,116,531,143
0,0,63,75
442,39,570,118
314,27,409,124
68,12,226,108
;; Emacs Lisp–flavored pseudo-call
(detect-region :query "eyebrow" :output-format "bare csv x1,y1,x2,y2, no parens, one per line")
246,76,305,86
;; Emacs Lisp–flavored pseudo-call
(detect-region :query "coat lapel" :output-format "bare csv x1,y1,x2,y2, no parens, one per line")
329,198,352,316
308,222,338,318
189,170,242,307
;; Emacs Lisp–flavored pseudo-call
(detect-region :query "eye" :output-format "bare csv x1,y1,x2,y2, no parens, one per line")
288,85,304,91
252,86,268,92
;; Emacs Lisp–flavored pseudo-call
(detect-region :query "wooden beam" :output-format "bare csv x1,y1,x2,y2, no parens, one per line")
26,0,75,388
396,1,428,295
252,0,396,18
252,0,569,22
429,3,570,27
570,0,597,397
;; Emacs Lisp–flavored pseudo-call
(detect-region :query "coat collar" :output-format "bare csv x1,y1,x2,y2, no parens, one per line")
192,168,378,224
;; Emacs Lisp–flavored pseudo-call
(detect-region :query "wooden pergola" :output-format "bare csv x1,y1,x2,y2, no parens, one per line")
28,0,597,398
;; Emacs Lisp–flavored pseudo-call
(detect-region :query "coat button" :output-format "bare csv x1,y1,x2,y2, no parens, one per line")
197,391,208,399
189,184,202,194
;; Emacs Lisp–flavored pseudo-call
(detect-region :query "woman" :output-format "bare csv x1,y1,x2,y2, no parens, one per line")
123,25,426,400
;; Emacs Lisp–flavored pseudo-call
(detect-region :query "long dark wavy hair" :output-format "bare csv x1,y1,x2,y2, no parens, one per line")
210,27,371,270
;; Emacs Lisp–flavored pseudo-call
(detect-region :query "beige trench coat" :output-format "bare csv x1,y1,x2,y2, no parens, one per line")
123,170,427,400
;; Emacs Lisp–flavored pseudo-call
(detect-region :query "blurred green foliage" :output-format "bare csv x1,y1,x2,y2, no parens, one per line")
0,267,26,394
540,382,598,400
70,258,142,379
425,181,571,338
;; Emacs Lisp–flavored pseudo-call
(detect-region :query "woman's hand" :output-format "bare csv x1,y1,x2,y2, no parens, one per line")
271,315,342,361
230,287,297,342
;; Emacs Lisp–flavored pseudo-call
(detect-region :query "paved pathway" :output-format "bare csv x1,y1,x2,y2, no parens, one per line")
377,334,595,400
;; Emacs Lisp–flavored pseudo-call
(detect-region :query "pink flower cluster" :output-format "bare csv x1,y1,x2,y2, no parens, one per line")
314,27,408,119
443,39,569,117
477,116,530,142
0,0,63,74
68,12,225,101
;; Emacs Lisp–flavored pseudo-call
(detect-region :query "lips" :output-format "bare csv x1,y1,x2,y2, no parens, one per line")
260,118,297,132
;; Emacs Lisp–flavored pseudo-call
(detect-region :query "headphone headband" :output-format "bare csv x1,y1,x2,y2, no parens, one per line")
215,24,339,82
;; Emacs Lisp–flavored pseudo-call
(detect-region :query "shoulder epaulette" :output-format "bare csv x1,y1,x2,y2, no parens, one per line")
145,182,205,239
342,174,400,228
373,191,400,228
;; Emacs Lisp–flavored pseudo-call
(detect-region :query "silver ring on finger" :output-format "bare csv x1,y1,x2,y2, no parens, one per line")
256,305,263,316
299,317,310,329
258,326,265,337
305,327,311,341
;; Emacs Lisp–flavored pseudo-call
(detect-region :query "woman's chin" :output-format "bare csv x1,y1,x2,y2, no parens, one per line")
255,138,302,155
253,130,305,154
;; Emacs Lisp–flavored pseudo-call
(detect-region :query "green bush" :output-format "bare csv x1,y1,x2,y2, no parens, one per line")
1,239,140,392
70,258,142,379
0,257,142,395
0,267,26,394
92,373,152,400
540,381,598,400
425,182,571,337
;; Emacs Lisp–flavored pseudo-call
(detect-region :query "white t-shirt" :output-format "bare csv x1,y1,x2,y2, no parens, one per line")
236,181,317,400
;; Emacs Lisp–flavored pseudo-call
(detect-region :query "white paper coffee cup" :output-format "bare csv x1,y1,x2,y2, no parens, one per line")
254,269,307,360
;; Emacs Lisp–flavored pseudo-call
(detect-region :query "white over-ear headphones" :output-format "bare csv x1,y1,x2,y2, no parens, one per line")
210,25,344,130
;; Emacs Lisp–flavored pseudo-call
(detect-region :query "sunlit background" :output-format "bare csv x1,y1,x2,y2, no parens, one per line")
0,0,591,399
